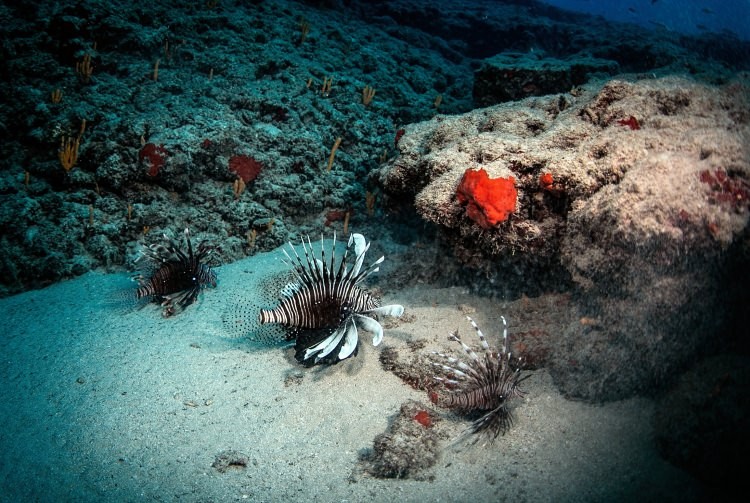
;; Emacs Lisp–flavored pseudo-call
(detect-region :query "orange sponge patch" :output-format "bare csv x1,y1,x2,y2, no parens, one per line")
456,168,517,228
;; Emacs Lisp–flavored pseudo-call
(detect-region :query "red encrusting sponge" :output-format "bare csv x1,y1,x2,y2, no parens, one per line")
413,410,432,428
456,167,517,228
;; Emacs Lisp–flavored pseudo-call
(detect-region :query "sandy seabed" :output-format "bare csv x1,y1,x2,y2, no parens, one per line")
0,248,702,503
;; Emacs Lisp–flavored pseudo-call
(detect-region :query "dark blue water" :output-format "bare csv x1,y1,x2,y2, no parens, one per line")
542,0,750,39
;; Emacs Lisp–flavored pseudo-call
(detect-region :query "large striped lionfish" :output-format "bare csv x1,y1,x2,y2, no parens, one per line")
258,233,404,366
431,316,529,440
132,228,218,317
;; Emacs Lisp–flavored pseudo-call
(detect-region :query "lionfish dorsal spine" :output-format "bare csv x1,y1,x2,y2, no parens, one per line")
351,255,384,287
296,237,316,286
452,332,481,363
333,233,354,286
500,315,508,355
350,233,367,276
319,232,336,279
183,228,193,260
466,316,491,353
284,238,316,289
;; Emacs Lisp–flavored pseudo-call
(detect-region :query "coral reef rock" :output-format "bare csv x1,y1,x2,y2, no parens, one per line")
361,400,441,480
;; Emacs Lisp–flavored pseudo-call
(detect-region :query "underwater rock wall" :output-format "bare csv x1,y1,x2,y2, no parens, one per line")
0,0,473,296
378,75,750,400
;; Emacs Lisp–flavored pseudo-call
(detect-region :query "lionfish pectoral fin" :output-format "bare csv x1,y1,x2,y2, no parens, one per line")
312,326,346,361
353,314,384,346
338,318,360,360
160,286,201,315
297,326,343,363
366,304,404,317
178,286,201,306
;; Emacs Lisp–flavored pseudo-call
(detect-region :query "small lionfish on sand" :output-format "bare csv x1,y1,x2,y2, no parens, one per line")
227,233,403,366
431,316,529,441
132,228,218,317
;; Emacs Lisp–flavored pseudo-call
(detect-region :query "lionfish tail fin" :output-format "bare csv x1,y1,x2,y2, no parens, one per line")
103,275,151,314
219,270,294,344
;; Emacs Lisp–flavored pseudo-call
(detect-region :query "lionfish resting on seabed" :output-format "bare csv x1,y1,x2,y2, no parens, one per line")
226,233,403,366
431,316,529,441
131,228,218,317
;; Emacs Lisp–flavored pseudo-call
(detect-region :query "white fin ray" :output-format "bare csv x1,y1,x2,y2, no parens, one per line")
353,314,384,346
337,318,360,360
304,327,345,361
350,233,369,276
365,304,404,317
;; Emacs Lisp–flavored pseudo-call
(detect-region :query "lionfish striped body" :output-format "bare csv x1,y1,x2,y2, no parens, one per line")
432,316,529,440
260,233,404,366
133,228,217,317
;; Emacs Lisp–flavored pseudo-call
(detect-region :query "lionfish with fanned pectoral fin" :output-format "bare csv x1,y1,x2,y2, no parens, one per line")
431,316,530,441
224,233,403,366
267,233,404,365
131,228,218,317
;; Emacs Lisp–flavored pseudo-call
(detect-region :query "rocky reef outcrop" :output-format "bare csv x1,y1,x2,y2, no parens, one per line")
378,75,750,400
